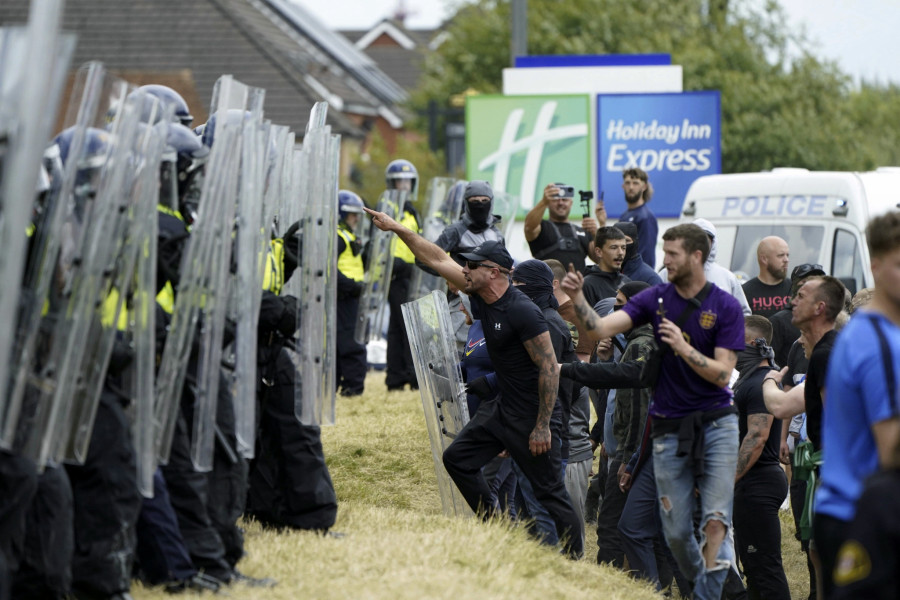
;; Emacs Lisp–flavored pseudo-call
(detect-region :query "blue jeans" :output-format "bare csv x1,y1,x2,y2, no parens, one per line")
652,413,738,600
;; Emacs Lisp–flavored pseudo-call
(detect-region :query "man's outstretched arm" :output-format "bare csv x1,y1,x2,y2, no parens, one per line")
364,206,467,290
560,264,633,341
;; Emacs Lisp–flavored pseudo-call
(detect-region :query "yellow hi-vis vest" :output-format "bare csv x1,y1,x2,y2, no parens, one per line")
262,238,285,295
391,209,420,264
337,228,364,282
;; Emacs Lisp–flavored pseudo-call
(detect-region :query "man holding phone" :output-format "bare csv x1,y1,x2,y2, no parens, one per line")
525,183,601,273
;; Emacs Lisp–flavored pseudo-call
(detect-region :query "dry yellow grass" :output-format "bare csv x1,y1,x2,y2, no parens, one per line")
133,372,810,599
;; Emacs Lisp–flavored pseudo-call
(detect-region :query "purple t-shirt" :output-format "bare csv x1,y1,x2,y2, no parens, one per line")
622,282,745,418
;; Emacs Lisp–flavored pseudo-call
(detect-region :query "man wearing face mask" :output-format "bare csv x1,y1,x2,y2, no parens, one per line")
732,316,790,600
431,180,506,264
612,222,661,286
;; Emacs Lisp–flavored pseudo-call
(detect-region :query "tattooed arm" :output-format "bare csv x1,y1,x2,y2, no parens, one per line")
523,331,560,456
559,265,633,342
658,317,737,387
735,413,774,481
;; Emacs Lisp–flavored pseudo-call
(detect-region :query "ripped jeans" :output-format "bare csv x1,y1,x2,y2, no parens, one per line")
652,414,738,600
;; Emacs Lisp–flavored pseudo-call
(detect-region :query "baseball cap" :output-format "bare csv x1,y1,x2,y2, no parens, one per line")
791,263,825,282
459,240,514,270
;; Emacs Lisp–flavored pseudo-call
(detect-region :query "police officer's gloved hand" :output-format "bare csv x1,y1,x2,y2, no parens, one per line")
465,376,494,402
277,295,299,337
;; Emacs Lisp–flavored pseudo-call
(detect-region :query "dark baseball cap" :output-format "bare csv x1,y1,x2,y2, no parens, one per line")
791,263,825,282
459,240,514,270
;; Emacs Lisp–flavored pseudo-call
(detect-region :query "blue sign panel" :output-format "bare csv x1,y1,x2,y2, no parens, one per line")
515,54,671,68
597,91,721,218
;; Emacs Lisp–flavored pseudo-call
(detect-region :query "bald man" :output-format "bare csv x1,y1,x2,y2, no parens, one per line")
742,236,792,319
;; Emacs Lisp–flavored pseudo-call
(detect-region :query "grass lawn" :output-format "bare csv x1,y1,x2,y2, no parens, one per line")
133,371,811,599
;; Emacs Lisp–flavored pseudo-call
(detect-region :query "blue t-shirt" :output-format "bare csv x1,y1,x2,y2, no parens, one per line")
470,285,549,419
622,282,745,418
816,313,900,522
618,204,658,268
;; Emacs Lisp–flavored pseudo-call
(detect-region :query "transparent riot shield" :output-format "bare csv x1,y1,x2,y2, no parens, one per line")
408,177,459,301
121,120,167,497
227,117,269,458
153,82,252,468
354,190,405,345
491,190,519,241
12,64,137,467
190,75,265,472
0,2,75,453
401,290,472,517
53,92,167,465
295,103,339,426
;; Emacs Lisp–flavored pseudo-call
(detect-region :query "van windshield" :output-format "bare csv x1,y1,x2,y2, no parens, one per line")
730,225,825,279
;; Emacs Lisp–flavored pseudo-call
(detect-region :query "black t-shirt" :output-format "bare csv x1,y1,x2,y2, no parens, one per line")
785,338,810,388
735,365,782,470
770,308,800,369
528,220,591,272
742,277,792,319
470,286,549,419
805,329,837,449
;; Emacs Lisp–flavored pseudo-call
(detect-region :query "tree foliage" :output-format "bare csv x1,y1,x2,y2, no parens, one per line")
412,0,900,173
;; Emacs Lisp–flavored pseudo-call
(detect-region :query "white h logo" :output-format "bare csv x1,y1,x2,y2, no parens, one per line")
477,101,588,210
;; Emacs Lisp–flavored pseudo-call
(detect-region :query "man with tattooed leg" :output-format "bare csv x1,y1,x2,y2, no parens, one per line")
364,207,584,559
561,223,744,599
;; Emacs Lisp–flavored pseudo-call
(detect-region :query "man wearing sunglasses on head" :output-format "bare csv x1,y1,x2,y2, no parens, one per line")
364,208,584,559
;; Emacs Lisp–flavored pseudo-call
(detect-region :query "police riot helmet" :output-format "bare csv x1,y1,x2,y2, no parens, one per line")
138,84,193,127
384,158,418,194
165,122,209,222
50,126,112,220
338,190,365,221
200,109,251,148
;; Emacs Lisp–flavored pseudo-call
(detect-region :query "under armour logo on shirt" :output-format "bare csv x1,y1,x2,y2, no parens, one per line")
494,323,501,330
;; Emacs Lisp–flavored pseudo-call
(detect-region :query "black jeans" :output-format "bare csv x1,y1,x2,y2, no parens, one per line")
442,401,583,558
813,513,851,600
385,264,415,388
734,465,791,600
596,457,626,566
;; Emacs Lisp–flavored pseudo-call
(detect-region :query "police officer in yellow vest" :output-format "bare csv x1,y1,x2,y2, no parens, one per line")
336,191,368,396
384,159,422,391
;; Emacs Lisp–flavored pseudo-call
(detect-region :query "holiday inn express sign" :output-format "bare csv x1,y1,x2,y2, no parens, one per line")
466,90,720,218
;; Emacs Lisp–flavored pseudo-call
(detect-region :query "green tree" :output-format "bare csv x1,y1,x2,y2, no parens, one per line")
413,0,900,173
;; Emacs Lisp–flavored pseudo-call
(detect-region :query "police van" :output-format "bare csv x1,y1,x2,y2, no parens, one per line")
679,167,900,294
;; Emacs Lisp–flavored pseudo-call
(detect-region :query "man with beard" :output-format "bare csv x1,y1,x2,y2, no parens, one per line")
363,206,584,559
582,226,630,308
612,222,661,286
561,223,744,600
618,168,658,269
733,316,790,600
525,183,599,273
742,237,791,318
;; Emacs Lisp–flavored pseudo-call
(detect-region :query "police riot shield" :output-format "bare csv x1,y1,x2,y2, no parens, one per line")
408,177,459,301
227,116,270,458
153,79,255,468
401,290,472,517
354,190,405,344
0,1,75,453
491,190,518,241
295,103,339,426
54,91,168,465
12,64,138,467
121,120,167,496
190,75,265,472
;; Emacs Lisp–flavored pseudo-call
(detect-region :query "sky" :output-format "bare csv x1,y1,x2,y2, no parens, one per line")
298,0,900,86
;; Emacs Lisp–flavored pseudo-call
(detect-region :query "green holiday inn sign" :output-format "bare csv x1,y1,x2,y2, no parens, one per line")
465,94,592,219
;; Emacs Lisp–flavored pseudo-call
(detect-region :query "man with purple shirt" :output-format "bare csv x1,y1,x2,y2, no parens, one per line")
562,223,744,600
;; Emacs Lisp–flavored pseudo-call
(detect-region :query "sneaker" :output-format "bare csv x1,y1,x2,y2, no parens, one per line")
231,570,277,588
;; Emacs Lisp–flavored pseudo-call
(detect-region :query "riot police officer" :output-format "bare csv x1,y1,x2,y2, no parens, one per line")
336,191,367,396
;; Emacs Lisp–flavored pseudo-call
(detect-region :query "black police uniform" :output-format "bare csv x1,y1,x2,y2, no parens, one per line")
385,205,421,390
336,224,367,396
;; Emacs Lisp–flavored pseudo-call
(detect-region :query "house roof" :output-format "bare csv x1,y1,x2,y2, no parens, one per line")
0,0,411,137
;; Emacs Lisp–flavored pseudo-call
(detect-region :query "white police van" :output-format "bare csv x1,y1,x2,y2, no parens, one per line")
680,167,900,294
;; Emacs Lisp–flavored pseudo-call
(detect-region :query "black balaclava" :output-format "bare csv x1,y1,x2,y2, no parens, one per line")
464,180,493,231
613,221,639,262
734,338,776,390
513,259,558,310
